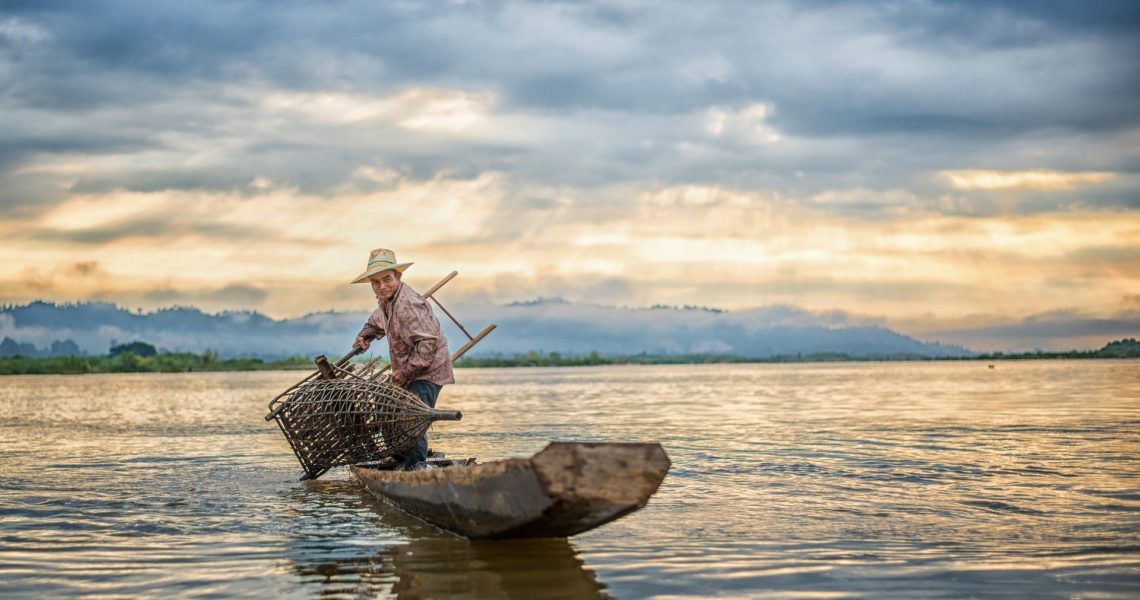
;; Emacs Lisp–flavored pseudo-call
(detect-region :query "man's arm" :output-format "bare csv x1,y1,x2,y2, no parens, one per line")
354,311,386,352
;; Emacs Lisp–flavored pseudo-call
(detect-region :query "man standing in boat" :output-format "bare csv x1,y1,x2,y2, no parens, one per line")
351,248,455,471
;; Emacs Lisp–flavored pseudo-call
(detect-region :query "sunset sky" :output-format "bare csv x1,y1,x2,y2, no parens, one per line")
1,1,1138,348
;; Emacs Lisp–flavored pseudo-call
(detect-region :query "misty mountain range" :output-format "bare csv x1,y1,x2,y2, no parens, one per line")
1,299,971,360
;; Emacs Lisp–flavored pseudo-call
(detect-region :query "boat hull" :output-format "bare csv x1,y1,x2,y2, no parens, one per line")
350,442,670,539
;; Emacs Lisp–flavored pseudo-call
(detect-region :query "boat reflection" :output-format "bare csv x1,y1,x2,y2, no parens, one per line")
284,480,610,599
385,537,610,599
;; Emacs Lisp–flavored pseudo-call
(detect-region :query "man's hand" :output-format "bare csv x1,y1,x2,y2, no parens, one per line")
390,371,406,388
354,335,371,352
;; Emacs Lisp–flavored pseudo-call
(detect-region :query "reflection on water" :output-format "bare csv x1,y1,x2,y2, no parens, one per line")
386,538,607,600
292,535,608,600
284,479,608,599
1,361,1138,598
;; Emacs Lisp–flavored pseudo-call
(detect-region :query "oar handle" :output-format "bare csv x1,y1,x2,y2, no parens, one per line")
335,347,363,367
428,409,463,422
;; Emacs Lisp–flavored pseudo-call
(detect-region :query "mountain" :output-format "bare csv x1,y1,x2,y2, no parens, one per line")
0,301,363,360
0,300,972,360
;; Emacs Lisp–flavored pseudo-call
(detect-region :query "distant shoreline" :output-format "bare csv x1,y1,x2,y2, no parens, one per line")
452,345,1137,368
0,353,314,376
1,339,1136,376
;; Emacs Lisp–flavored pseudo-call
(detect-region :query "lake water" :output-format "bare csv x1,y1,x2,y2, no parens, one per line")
1,361,1138,598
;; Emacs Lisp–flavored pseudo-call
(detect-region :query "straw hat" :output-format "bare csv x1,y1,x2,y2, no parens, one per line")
350,248,413,284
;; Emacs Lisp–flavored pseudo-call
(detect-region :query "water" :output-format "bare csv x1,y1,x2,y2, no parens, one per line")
1,361,1138,598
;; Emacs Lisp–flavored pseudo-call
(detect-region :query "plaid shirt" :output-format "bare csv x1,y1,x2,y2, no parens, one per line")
357,282,455,387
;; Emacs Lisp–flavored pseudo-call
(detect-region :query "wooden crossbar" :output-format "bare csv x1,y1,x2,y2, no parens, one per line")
431,297,473,340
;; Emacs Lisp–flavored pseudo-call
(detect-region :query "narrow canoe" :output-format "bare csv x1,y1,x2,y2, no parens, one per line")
350,441,670,539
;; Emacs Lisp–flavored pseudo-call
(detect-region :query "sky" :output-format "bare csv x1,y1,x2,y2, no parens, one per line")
1,0,1138,350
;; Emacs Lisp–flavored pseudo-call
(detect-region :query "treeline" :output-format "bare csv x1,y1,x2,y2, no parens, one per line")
455,350,940,368
455,351,610,368
0,336,81,358
0,350,312,375
453,339,1140,368
966,338,1140,361
2,339,1136,376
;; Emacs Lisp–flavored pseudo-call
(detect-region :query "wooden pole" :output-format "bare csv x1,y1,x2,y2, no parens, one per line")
450,323,497,363
431,297,473,340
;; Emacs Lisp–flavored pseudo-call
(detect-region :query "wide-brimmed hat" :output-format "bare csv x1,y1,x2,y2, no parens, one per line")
350,248,413,284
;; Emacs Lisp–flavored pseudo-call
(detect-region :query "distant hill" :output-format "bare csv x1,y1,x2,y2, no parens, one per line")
0,301,362,359
1092,338,1140,358
0,299,973,360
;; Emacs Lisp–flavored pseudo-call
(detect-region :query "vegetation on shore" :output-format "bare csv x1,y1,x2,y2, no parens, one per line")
1,339,1136,376
0,341,312,375
453,350,875,367
453,338,1140,368
955,338,1140,361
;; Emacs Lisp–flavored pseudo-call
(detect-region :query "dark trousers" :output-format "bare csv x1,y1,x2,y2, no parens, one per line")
399,380,440,469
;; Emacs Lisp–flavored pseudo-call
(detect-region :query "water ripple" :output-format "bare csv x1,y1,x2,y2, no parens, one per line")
1,362,1139,598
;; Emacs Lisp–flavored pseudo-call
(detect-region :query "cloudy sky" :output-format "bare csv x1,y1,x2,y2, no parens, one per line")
1,0,1138,349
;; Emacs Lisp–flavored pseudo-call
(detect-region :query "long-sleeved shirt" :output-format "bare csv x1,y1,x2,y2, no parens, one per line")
357,282,455,387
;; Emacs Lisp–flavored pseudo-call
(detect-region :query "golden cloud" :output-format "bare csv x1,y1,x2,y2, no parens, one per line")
2,177,1138,323
256,87,495,132
942,169,1114,190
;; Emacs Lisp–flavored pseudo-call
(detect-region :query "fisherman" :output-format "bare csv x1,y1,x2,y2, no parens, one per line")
351,248,454,471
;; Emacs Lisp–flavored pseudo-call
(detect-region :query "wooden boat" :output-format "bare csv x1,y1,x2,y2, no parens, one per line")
350,441,670,539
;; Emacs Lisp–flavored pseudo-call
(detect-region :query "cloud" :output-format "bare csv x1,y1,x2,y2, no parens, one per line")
944,170,1115,191
70,261,101,276
3,1,1137,200
0,0,1137,344
107,283,270,308
5,173,1136,325
922,310,1140,352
